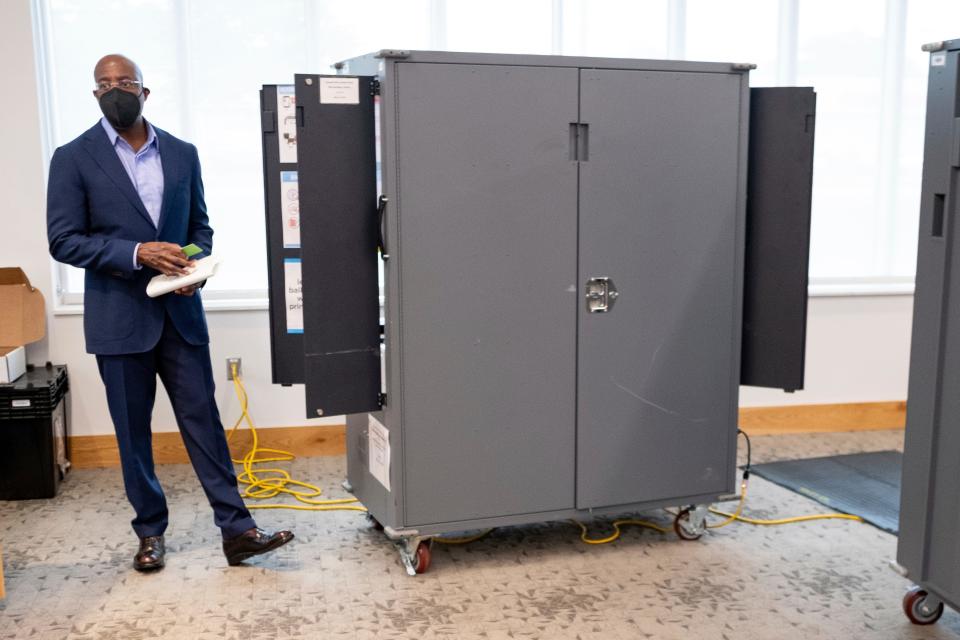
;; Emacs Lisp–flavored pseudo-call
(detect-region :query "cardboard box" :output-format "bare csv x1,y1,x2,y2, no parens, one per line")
0,346,26,384
0,268,46,384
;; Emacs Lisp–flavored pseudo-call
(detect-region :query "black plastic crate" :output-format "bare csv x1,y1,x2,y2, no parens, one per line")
0,364,68,418
0,364,70,500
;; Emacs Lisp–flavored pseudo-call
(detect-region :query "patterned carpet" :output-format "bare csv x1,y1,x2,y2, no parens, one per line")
1,429,958,639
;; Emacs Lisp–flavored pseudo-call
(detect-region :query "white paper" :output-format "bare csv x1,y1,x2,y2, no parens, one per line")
320,77,360,104
368,415,391,491
280,171,300,248
932,52,947,67
146,256,221,298
277,85,297,163
284,259,303,334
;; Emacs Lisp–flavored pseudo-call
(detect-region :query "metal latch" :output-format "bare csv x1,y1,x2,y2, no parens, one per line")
585,277,618,313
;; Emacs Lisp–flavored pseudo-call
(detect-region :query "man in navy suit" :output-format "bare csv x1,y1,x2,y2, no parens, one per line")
47,54,293,571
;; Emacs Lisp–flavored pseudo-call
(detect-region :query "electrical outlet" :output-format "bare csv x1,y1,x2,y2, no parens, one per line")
226,357,242,381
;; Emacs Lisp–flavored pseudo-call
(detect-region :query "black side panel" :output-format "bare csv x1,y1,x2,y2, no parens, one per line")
741,87,816,391
295,75,381,417
260,86,304,385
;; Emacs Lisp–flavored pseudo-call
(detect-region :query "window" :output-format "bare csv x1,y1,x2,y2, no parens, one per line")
561,0,670,60
898,2,960,276
799,0,888,281
686,0,779,87
38,0,433,305
37,0,942,308
446,0,554,54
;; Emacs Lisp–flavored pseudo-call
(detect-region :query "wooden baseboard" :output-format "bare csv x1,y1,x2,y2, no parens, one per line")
68,401,906,468
69,424,346,469
738,401,906,435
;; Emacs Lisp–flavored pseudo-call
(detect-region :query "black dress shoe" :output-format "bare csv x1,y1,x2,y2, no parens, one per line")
134,535,165,572
223,527,294,566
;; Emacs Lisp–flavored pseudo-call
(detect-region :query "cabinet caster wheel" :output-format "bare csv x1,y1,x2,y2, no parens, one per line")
413,541,432,574
904,587,944,625
366,514,384,531
674,507,705,541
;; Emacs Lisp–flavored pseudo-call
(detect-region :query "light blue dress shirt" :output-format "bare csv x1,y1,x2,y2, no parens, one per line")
100,117,164,268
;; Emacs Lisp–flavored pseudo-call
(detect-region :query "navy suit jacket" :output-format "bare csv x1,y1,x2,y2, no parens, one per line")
47,123,211,355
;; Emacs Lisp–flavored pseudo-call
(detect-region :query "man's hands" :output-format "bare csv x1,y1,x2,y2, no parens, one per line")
137,242,192,276
136,242,205,296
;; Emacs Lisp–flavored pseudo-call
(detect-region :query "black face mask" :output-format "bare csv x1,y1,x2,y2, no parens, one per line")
98,88,142,130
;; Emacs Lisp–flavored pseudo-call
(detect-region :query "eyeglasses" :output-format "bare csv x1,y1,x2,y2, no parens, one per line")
94,80,143,95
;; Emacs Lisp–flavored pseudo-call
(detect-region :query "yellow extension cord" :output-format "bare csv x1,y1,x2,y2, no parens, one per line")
573,478,863,544
226,369,495,545
433,530,495,545
227,367,862,541
708,480,863,526
226,368,499,545
227,365,366,512
573,518,672,544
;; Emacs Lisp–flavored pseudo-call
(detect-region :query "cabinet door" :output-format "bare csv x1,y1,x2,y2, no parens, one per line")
741,87,816,392
296,75,381,418
395,63,580,525
576,68,745,509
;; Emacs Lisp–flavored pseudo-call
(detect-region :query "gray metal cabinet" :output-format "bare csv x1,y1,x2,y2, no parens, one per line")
265,50,816,574
897,36,960,626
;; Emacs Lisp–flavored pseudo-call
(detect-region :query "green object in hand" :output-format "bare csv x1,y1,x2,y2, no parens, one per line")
181,243,203,258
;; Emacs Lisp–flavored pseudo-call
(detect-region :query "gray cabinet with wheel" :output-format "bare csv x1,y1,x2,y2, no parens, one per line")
897,36,960,626
267,50,816,574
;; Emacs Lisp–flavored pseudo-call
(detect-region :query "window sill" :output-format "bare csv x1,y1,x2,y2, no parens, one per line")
807,278,915,297
53,297,269,316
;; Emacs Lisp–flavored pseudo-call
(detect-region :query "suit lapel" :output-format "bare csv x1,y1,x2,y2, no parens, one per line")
81,125,155,228
155,130,179,234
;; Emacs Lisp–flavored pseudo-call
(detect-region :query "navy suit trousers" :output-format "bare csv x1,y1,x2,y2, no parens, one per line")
96,314,255,539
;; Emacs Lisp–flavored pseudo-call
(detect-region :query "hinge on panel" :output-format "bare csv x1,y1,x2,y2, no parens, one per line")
370,79,381,96
378,393,387,408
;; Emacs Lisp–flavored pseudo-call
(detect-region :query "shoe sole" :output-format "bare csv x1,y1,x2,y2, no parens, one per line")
133,560,165,572
226,533,295,566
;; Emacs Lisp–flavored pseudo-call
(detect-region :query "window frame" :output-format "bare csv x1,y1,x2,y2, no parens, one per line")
36,0,920,317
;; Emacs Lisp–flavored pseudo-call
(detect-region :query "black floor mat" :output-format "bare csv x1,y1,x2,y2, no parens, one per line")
749,450,901,534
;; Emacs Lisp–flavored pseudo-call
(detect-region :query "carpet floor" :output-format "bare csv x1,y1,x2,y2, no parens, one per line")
1,429,956,639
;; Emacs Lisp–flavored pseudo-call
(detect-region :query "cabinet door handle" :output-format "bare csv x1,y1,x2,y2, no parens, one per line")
933,193,945,238
377,195,389,260
569,123,590,162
